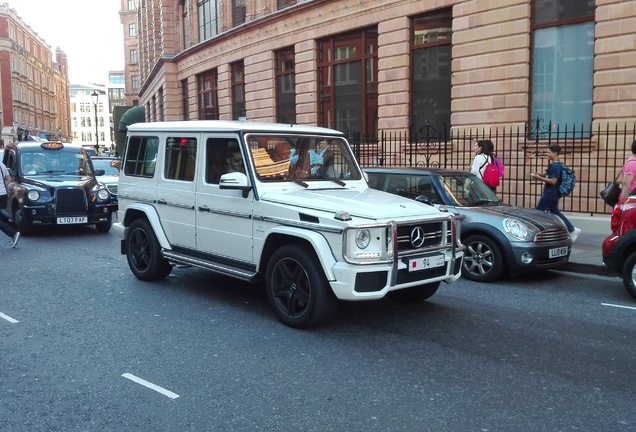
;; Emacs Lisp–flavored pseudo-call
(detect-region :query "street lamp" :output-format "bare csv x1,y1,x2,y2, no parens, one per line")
91,90,99,154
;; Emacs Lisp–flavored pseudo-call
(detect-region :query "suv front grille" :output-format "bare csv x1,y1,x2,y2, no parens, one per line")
535,228,569,244
55,188,88,215
396,221,445,253
105,184,118,195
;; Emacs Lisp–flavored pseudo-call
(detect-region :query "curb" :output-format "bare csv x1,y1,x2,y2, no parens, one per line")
564,262,617,278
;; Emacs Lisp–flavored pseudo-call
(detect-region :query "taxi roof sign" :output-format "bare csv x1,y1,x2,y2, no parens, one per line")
40,142,64,150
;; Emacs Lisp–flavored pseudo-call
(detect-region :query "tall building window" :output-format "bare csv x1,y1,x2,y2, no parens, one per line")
128,0,136,10
231,61,246,120
131,75,139,90
276,48,296,124
411,9,452,135
531,1,595,133
197,69,219,119
129,49,137,63
129,23,136,37
182,79,190,121
158,87,164,121
198,0,219,42
277,0,297,9
319,29,378,133
233,0,246,27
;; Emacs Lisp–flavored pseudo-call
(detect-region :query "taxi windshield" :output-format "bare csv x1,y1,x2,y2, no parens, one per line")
21,150,94,176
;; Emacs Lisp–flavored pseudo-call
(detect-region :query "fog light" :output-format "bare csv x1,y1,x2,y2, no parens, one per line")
31,209,37,215
521,252,533,264
103,208,109,213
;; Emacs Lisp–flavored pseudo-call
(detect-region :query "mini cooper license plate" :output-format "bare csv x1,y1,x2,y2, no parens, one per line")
408,254,445,272
57,216,88,224
549,247,568,258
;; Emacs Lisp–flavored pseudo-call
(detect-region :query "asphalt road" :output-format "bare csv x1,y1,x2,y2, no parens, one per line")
1,226,635,431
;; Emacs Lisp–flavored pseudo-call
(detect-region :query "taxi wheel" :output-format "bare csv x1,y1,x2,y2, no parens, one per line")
95,215,112,234
388,281,441,302
265,244,338,329
126,219,172,281
462,234,505,282
13,207,32,236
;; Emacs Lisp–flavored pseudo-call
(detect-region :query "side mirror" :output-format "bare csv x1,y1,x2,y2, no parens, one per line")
219,172,252,198
94,169,105,176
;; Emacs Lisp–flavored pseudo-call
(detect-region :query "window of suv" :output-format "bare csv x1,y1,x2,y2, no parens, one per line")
165,137,197,181
125,136,159,177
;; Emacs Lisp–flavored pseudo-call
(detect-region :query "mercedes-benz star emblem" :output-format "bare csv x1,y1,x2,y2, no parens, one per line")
410,226,425,248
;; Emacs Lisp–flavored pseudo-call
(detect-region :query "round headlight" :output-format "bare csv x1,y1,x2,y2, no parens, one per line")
503,218,529,240
27,190,40,201
355,229,371,249
97,189,110,200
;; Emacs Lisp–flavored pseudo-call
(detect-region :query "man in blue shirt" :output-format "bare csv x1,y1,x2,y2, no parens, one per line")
531,145,581,242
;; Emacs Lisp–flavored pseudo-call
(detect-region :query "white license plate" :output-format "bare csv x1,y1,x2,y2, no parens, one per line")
549,247,568,258
57,216,88,224
408,254,446,272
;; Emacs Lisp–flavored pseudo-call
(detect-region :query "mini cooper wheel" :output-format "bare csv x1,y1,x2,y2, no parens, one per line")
388,281,441,302
462,234,505,282
126,219,172,281
265,244,338,328
621,251,636,300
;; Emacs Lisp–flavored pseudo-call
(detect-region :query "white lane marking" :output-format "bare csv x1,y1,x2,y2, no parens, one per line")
122,373,180,399
602,303,636,311
0,312,18,323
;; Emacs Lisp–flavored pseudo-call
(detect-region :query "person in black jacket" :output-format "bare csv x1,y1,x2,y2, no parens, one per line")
0,161,20,248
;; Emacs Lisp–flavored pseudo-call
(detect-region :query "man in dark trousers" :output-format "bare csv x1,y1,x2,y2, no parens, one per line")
0,161,20,248
530,144,580,242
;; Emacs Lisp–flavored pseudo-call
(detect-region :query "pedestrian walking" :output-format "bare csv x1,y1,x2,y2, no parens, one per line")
620,140,636,200
530,144,580,242
0,161,20,248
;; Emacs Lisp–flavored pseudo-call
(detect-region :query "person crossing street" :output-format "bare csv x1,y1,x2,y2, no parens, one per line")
0,161,20,248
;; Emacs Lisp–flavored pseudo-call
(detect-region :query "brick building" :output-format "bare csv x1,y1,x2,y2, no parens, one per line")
120,0,636,214
0,3,71,145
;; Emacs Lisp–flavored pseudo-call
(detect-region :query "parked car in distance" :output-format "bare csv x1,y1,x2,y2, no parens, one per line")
91,156,120,209
365,167,572,282
0,141,115,234
602,196,636,300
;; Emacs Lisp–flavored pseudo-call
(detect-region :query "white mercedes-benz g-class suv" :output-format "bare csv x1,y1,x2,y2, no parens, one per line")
114,120,464,328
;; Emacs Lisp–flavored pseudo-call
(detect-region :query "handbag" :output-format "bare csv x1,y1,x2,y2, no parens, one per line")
600,171,622,207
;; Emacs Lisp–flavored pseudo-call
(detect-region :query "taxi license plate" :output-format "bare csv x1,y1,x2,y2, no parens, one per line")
549,247,568,258
57,216,88,224
408,254,445,272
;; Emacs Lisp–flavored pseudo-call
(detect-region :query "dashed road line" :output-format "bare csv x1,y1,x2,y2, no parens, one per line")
602,303,636,311
122,373,180,399
0,312,18,323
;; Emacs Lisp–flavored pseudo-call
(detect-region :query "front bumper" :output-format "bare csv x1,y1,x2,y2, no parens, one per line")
328,248,464,301
507,241,571,274
21,204,114,226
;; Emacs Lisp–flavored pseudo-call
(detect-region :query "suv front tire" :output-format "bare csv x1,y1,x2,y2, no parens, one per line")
126,219,173,281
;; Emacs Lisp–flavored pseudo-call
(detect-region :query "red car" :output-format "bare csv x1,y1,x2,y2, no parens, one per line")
602,196,636,300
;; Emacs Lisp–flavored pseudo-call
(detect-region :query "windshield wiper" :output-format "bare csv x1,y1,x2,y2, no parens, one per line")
314,173,346,186
470,199,501,206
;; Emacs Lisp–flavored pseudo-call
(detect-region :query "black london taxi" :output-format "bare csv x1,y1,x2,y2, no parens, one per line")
0,141,115,235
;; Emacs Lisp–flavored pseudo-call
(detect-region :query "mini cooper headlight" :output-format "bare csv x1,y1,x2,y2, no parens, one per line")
503,218,529,240
27,190,40,201
97,189,110,200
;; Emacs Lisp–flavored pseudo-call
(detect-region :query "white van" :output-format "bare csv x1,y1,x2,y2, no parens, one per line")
114,120,464,328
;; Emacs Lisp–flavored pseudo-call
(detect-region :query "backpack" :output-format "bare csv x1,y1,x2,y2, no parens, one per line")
493,156,505,178
481,156,501,188
558,163,576,197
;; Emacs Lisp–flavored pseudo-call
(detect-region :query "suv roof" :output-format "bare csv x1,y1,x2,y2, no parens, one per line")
126,120,344,135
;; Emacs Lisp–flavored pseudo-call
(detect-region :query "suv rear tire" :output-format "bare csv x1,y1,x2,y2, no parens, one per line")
126,219,173,281
265,244,338,328
621,251,636,300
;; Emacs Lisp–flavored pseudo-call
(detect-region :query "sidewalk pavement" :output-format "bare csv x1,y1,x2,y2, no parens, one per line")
562,214,614,276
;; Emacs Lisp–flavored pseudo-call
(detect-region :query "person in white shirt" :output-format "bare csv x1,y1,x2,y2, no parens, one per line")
0,161,20,247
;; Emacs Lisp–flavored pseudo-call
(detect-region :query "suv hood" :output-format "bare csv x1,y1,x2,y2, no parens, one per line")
260,187,443,220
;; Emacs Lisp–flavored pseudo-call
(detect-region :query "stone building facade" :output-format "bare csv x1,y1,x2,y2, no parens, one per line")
0,3,71,145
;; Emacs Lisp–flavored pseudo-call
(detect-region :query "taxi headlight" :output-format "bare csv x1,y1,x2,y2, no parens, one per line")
27,190,40,201
97,189,110,200
503,218,529,240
